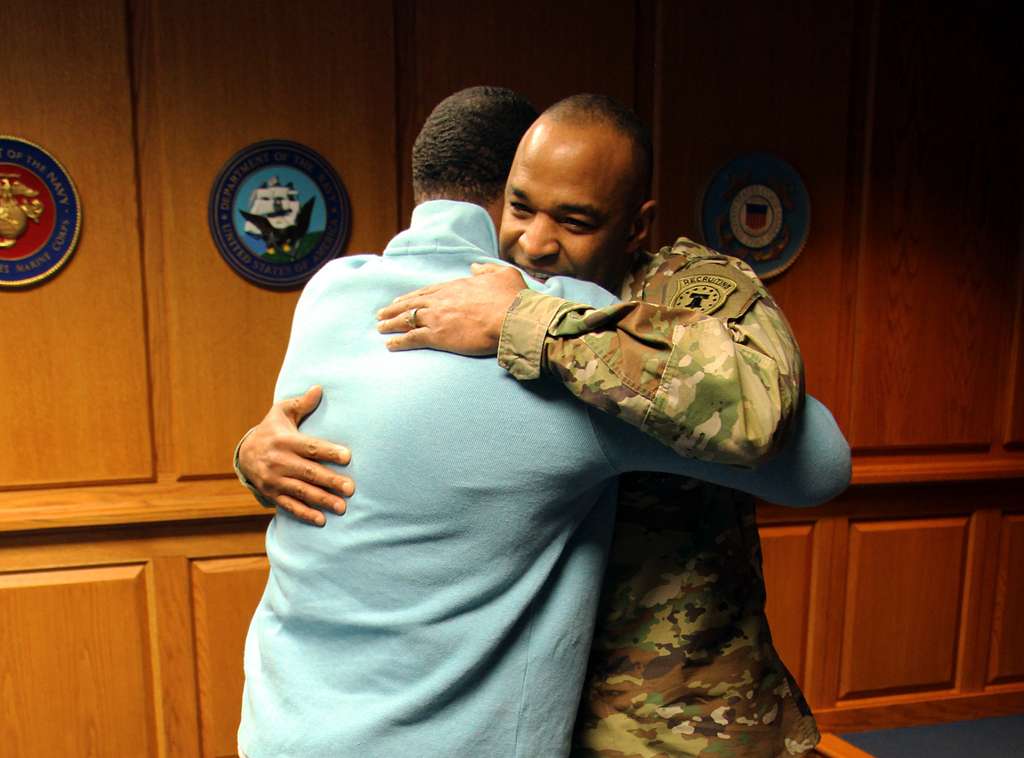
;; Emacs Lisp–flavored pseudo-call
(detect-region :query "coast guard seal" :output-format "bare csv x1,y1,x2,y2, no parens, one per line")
209,140,350,288
0,136,81,289
700,153,810,279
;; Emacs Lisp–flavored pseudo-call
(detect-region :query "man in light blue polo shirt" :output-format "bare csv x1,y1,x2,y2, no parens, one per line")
237,88,849,758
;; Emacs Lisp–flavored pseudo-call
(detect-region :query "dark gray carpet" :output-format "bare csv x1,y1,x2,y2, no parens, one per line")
841,715,1024,757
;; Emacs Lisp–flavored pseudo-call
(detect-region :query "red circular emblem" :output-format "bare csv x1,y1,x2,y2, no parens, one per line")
0,136,81,288
0,163,57,261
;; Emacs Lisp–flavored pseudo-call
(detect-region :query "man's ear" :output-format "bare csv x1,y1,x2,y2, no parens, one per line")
483,195,505,234
625,199,657,254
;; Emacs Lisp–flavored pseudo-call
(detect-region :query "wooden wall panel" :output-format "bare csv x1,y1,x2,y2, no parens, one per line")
839,518,968,699
151,556,203,758
848,1,1022,450
0,564,155,755
988,514,1024,684
801,516,849,710
135,0,398,477
650,0,856,422
0,2,1020,747
1008,328,1024,447
0,0,152,487
396,0,637,224
192,555,270,758
759,524,813,684
1006,222,1024,447
955,509,1003,692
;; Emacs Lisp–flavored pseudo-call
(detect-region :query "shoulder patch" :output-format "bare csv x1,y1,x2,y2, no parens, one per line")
673,273,736,313
671,262,760,320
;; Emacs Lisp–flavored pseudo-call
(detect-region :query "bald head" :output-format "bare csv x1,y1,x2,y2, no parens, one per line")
542,93,653,208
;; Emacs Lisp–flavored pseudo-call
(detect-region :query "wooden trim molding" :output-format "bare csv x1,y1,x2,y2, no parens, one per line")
815,687,1024,732
852,453,1024,484
817,733,876,758
956,509,1003,691
0,478,268,534
4,472,1018,536
758,478,1024,524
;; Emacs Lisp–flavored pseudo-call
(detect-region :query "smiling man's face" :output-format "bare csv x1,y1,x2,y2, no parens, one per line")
498,115,655,292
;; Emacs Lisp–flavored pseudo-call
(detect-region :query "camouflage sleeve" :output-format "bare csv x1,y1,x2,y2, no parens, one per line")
496,238,803,466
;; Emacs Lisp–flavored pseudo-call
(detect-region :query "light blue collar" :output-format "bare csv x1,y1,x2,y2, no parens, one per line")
383,200,499,258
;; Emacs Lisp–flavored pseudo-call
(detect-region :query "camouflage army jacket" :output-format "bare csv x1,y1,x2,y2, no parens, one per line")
497,238,818,757
499,240,802,465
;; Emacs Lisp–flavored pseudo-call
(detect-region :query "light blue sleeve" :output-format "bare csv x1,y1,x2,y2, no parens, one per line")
589,395,851,507
464,264,621,308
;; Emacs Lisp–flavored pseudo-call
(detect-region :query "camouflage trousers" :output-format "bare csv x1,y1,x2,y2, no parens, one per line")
570,473,820,758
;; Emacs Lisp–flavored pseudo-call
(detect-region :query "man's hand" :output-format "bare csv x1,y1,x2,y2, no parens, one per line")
238,385,354,527
376,263,527,354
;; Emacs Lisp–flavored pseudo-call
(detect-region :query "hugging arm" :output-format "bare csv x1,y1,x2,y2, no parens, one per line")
378,238,804,466
499,240,804,466
234,385,354,527
591,394,851,507
239,240,808,520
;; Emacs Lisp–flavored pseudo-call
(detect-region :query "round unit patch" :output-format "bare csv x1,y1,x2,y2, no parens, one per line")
0,136,81,288
209,140,350,289
700,153,810,279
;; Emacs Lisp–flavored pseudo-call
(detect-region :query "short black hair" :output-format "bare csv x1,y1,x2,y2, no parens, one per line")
543,93,653,201
412,86,538,206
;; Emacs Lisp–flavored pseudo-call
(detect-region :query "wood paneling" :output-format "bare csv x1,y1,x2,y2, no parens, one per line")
802,515,850,710
151,556,203,758
396,0,637,224
817,688,1024,733
759,524,813,684
0,564,156,755
851,453,1024,485
848,0,1022,450
1006,222,1024,447
134,0,397,477
0,520,269,573
839,518,968,699
759,480,1023,524
956,509,1003,692
1008,337,1024,447
0,519,268,757
0,0,152,487
0,2,1021,748
192,556,270,758
0,477,267,533
988,514,1024,684
816,733,876,758
651,0,856,419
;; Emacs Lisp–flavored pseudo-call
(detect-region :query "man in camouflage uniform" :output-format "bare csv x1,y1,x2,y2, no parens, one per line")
493,242,816,758
238,94,826,757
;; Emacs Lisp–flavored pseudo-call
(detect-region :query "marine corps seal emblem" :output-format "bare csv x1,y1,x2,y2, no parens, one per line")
700,153,810,279
209,140,350,288
0,136,81,289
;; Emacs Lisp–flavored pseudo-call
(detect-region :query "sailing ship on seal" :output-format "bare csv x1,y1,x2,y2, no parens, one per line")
243,176,301,237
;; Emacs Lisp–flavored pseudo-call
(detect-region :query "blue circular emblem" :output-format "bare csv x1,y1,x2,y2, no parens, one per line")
0,136,81,289
209,140,350,289
700,153,810,279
